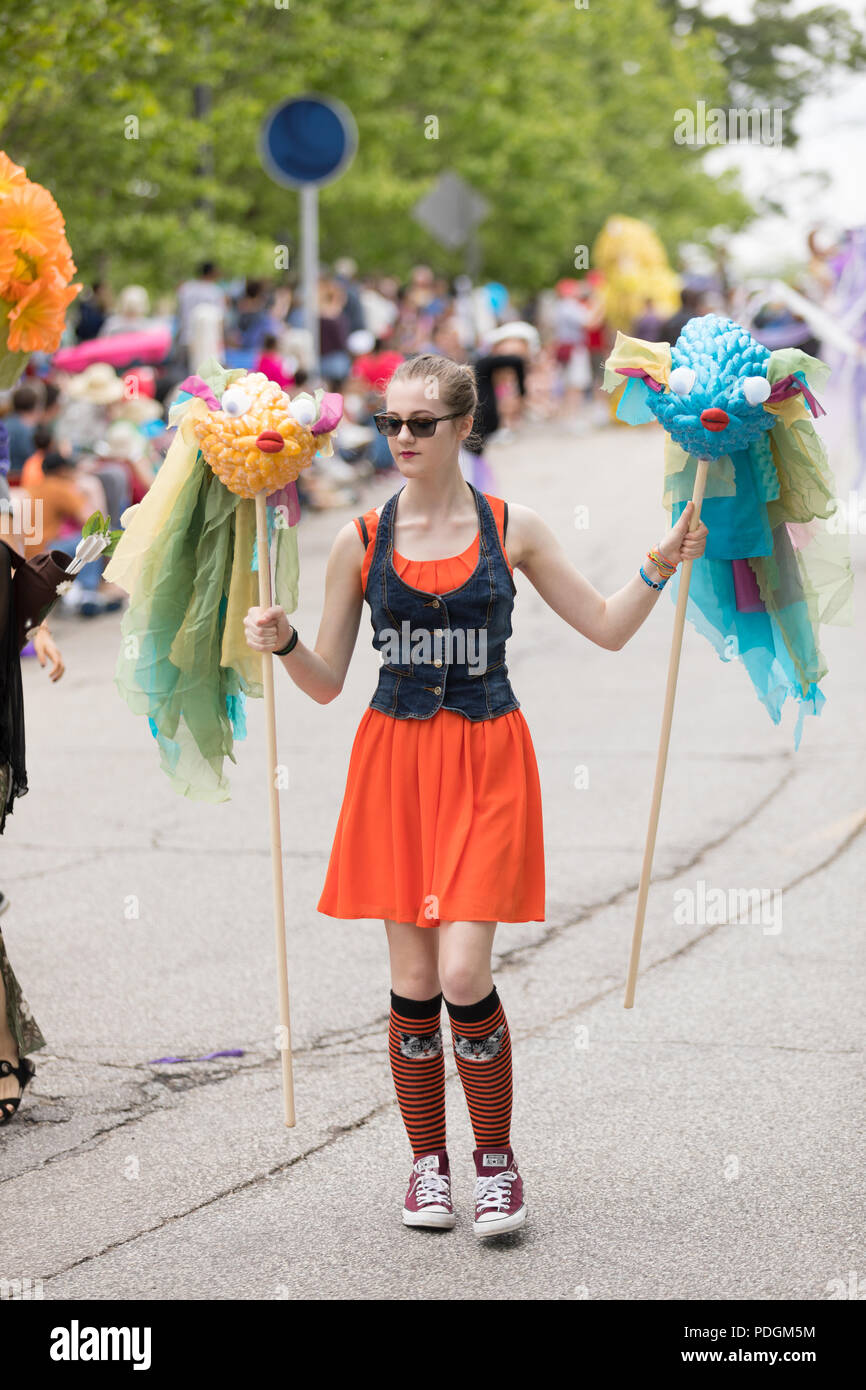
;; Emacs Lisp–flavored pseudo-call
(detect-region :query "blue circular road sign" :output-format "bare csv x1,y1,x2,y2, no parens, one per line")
259,94,357,189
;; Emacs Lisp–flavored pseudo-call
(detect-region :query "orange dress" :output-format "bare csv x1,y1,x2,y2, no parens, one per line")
316,495,545,928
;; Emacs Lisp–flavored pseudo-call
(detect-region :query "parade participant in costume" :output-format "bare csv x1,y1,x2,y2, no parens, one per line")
0,147,80,1120
243,352,708,1235
0,526,66,1123
460,322,538,493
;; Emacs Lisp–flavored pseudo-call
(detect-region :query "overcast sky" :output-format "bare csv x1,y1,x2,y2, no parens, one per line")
679,0,866,276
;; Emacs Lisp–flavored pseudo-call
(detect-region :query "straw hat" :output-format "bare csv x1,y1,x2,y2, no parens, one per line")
93,420,148,462
66,362,125,404
109,393,164,424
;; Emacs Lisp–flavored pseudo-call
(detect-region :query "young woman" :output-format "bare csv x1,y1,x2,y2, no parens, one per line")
243,353,707,1236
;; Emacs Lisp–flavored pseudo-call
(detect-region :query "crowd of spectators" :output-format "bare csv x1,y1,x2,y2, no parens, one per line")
2,256,678,620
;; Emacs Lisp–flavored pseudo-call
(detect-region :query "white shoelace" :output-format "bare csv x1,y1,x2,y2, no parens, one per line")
475,1169,518,1213
412,1169,451,1206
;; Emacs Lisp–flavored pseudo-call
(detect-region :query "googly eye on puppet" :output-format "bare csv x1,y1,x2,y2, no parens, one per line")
287,395,318,428
668,366,696,395
220,385,252,417
602,313,852,751
742,375,771,405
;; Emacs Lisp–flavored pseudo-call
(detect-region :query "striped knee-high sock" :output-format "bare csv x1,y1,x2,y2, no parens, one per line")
388,990,446,1157
444,987,512,1149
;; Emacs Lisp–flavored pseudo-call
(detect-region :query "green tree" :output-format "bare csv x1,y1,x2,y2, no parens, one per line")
659,0,866,132
0,0,760,297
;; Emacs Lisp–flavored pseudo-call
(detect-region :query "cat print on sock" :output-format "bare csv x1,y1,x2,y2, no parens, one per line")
399,1029,443,1061
451,1023,506,1061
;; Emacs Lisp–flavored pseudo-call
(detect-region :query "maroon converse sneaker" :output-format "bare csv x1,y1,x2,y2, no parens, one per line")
472,1146,526,1236
402,1150,456,1229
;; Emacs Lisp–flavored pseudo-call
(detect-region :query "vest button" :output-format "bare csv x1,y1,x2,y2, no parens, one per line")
434,686,441,694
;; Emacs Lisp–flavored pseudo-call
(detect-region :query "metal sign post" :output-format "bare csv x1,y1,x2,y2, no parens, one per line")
259,93,358,383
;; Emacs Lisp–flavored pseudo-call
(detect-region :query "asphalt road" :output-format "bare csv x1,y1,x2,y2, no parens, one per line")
2,417,863,1301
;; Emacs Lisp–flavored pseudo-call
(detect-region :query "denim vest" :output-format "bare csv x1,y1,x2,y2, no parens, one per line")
361,482,521,722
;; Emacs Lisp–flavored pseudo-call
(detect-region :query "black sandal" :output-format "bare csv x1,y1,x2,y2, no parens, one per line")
0,1056,36,1124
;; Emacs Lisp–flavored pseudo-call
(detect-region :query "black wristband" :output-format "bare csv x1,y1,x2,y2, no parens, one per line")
273,624,299,656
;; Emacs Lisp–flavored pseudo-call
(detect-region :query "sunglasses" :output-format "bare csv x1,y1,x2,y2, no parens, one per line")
373,411,464,438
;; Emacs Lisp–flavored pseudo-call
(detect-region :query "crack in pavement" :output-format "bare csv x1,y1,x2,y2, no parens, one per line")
2,851,112,883
4,758,797,882
276,759,804,1060
37,1096,397,1291
2,759,807,1173
517,795,866,1041
492,758,798,972
8,757,862,1281
0,1053,281,1181
580,1040,862,1056
2,844,329,875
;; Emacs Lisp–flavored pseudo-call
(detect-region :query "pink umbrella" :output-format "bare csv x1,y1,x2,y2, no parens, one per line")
53,327,173,373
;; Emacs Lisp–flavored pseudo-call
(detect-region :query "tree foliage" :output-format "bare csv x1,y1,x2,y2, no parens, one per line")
1,0,849,296
660,0,866,124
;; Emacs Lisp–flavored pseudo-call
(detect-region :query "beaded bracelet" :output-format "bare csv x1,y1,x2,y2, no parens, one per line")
647,547,677,578
638,542,679,590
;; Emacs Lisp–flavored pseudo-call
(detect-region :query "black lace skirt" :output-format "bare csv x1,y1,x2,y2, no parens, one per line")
0,543,27,832
0,922,46,1056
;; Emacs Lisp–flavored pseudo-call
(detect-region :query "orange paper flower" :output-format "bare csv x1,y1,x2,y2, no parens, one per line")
0,239,16,286
0,151,81,362
36,235,77,285
0,152,27,198
6,269,81,353
0,180,66,258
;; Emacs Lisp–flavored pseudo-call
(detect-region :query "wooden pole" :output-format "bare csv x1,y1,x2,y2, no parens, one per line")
624,457,710,1008
254,490,296,1124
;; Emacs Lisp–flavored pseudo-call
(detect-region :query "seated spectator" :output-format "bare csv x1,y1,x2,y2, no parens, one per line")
92,421,155,508
42,380,62,426
431,316,468,363
255,333,295,392
4,384,43,484
351,339,405,393
20,422,55,492
659,287,707,346
318,275,352,388
234,279,275,352
74,281,109,341
58,362,124,453
23,451,92,561
632,298,664,341
176,262,226,372
100,284,158,336
24,453,119,614
333,258,367,334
